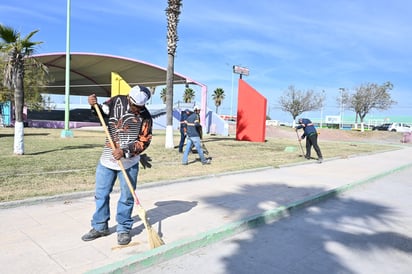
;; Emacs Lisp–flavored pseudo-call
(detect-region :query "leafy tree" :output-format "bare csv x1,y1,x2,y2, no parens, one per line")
342,81,396,131
164,0,183,149
0,57,49,110
0,58,11,101
182,87,195,103
212,88,225,113
23,63,50,110
278,85,324,123
0,25,43,155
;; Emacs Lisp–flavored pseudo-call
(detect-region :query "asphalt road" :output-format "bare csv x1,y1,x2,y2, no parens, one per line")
139,166,412,274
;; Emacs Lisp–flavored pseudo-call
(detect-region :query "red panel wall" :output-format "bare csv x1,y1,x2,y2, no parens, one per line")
236,79,267,142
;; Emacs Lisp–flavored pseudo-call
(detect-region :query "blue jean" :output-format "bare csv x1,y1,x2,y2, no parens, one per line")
182,136,207,163
91,161,138,233
178,128,186,152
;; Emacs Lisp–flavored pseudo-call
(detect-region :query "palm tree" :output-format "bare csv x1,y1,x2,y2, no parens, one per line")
160,87,167,104
0,25,42,155
164,0,183,149
0,57,49,109
183,87,195,103
212,88,225,114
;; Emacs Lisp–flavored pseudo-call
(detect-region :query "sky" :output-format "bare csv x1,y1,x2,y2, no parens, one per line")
1,0,411,123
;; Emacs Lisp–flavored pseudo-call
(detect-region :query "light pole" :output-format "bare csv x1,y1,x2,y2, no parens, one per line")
61,0,73,138
232,65,249,120
320,106,323,128
320,90,325,128
339,88,344,129
230,69,234,119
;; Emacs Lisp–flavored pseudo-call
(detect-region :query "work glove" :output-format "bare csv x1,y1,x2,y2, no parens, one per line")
139,153,152,169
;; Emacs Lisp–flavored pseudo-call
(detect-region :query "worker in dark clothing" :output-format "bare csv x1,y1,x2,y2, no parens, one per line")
178,109,191,153
182,105,211,165
296,118,323,163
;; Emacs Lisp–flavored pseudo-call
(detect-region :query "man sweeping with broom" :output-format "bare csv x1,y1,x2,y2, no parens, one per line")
81,85,160,246
296,117,323,164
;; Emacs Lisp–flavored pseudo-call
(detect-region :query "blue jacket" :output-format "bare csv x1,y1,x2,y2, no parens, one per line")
180,110,191,132
185,112,202,138
296,118,317,139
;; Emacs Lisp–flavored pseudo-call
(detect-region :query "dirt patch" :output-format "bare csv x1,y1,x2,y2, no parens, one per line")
265,125,406,144
228,123,406,144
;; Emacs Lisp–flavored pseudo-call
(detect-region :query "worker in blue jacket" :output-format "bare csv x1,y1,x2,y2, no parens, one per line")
182,105,211,165
178,109,191,153
296,118,323,163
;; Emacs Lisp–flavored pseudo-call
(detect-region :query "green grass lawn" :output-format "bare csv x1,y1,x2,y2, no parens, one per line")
0,127,398,202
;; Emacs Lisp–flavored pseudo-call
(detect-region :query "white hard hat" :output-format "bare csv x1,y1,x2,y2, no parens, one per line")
193,105,201,111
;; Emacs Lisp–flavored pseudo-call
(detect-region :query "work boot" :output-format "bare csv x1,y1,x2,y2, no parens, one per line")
117,232,131,245
318,157,323,164
81,228,110,241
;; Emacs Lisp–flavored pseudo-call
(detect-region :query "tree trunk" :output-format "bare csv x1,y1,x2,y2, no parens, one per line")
165,53,175,149
13,69,25,155
353,113,359,129
360,114,366,132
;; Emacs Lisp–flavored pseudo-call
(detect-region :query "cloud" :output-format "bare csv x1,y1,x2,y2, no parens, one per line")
0,4,61,25
2,0,412,118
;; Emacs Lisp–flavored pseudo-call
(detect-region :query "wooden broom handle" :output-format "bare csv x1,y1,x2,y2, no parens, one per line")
93,104,140,205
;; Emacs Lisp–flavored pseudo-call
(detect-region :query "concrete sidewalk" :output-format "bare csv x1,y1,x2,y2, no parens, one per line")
1,146,412,274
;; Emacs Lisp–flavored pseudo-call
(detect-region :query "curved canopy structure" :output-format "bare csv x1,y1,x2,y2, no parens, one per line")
32,52,196,98
31,52,210,128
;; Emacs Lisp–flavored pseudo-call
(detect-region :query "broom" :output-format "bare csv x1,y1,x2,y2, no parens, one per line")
93,104,164,249
295,129,305,157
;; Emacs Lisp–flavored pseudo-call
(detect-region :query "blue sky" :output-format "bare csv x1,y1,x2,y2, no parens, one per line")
1,0,411,123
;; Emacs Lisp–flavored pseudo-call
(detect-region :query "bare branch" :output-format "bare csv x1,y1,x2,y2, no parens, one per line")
278,85,324,120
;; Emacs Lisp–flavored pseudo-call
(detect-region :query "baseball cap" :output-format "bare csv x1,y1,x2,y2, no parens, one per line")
129,85,151,106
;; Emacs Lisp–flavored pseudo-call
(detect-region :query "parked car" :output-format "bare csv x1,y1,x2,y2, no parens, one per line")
372,122,411,132
388,122,411,132
372,123,392,131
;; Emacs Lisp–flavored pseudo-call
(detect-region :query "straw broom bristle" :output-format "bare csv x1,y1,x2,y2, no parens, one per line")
136,205,165,249
147,227,165,248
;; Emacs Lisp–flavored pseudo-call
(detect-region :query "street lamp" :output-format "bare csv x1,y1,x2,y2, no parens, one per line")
230,69,234,119
233,65,250,78
339,88,345,129
61,0,73,138
231,65,249,120
320,90,325,128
